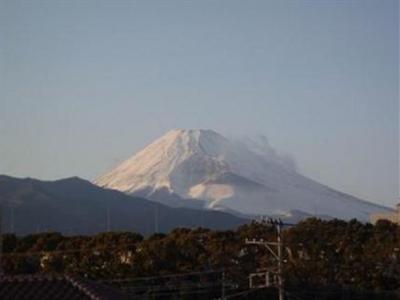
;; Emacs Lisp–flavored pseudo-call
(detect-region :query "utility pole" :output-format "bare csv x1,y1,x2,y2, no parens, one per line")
246,218,285,300
276,220,284,300
221,268,226,300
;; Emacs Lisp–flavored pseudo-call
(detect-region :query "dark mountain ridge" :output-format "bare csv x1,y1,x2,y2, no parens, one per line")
0,175,248,235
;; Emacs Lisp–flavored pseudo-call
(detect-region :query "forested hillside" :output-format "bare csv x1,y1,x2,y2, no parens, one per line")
2,218,399,299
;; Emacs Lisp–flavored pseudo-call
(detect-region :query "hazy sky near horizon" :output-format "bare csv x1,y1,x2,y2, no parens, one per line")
1,0,398,207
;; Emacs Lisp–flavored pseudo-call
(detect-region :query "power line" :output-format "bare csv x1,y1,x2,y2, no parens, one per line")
117,280,240,299
103,269,223,283
103,269,227,299
224,286,264,299
139,284,223,298
1,243,141,257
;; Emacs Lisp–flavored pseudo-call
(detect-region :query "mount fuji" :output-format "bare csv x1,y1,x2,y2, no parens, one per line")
95,129,389,221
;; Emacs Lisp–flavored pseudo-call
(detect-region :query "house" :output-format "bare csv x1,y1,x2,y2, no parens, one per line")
370,203,400,224
119,251,134,265
0,275,130,300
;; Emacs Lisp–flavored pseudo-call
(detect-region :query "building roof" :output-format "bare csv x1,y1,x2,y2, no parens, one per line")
0,275,131,300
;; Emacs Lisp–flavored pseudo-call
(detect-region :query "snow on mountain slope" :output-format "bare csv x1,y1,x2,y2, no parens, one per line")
95,129,390,220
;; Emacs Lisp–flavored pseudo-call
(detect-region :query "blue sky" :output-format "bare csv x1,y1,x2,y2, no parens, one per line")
0,0,398,206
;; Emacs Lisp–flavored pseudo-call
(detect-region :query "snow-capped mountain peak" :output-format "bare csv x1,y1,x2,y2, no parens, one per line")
95,129,230,194
95,129,389,221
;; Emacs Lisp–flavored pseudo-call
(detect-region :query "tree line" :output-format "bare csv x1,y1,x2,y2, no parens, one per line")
1,218,399,299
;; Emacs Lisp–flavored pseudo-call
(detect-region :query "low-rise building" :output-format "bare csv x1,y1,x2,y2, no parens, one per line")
0,275,130,300
370,203,400,224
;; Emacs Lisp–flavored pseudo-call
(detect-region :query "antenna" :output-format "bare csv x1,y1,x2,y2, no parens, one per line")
0,205,3,276
313,197,318,217
10,205,14,233
106,206,111,232
154,205,159,233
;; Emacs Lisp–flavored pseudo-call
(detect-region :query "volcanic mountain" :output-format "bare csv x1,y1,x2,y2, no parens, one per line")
95,129,389,221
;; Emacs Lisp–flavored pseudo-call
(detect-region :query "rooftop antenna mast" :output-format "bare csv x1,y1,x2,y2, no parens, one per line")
0,205,3,276
154,205,159,233
10,205,14,233
106,206,111,232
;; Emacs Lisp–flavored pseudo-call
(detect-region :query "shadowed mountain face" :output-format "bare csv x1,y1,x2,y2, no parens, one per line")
0,175,248,235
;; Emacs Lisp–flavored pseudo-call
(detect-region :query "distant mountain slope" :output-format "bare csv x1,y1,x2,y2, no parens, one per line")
0,175,248,235
95,129,390,221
